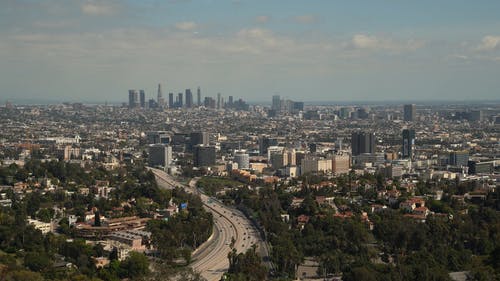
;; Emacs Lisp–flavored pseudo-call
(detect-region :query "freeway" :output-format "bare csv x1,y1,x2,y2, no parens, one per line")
149,168,269,281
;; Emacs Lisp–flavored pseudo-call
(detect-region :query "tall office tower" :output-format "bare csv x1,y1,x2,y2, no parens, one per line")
204,97,216,108
468,110,483,122
177,93,183,108
404,104,416,121
185,89,193,108
402,129,416,159
259,135,279,156
148,99,158,109
146,131,170,144
228,96,234,106
217,93,221,109
168,93,174,108
332,154,350,175
286,149,296,166
351,132,376,156
295,151,306,166
197,87,201,106
359,108,370,119
190,132,209,149
449,151,469,167
128,90,139,108
292,102,304,113
234,150,250,170
148,144,172,167
340,107,352,119
157,84,165,107
139,90,146,108
270,151,285,169
193,145,216,167
272,95,281,111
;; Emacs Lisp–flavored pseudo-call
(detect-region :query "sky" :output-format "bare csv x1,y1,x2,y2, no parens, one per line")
1,0,500,103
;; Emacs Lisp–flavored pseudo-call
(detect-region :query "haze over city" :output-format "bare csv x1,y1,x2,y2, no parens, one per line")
1,0,500,103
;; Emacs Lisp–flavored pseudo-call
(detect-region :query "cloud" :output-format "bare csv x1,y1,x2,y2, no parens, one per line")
477,35,500,51
352,34,379,49
255,15,270,24
33,20,77,29
447,54,468,60
175,21,197,31
293,15,317,24
349,34,424,52
81,1,117,16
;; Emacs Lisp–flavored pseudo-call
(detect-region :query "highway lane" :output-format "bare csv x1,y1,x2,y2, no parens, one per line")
149,168,268,281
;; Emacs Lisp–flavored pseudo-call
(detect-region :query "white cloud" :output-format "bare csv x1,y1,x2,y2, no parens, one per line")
349,34,423,52
256,15,270,24
293,15,317,24
447,54,468,60
175,21,197,31
352,34,379,49
477,35,500,51
81,1,117,16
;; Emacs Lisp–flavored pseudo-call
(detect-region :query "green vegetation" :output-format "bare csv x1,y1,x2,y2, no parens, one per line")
225,245,268,281
147,188,213,264
196,176,242,196
220,173,500,280
0,160,214,280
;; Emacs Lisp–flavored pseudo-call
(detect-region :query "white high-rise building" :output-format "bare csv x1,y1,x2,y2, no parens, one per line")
234,150,250,170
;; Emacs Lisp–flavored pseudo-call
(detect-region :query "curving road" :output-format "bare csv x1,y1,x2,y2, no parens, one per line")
149,168,268,281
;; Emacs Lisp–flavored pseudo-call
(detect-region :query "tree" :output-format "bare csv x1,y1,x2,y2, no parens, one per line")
344,266,377,281
227,246,267,281
24,251,51,272
119,252,149,278
5,270,45,281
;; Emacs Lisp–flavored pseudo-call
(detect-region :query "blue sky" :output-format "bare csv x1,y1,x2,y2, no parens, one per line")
1,0,500,103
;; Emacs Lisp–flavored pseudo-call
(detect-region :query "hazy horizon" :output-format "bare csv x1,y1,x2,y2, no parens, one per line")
1,1,500,103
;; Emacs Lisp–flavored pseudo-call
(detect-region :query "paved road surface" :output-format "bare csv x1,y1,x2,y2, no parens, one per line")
149,168,268,281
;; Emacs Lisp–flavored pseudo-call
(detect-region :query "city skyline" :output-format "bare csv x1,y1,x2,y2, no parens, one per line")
1,1,500,103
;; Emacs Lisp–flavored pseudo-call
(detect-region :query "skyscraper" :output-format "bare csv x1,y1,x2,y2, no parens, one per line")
404,104,416,121
139,90,146,108
292,102,304,113
228,96,233,106
234,150,250,170
177,93,183,108
148,144,172,168
193,145,216,167
259,135,279,156
168,93,174,108
157,84,165,108
351,132,376,156
128,90,139,108
217,93,221,109
272,95,281,111
190,131,209,149
402,129,415,159
449,151,469,167
197,87,201,106
185,89,193,108
332,154,350,175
